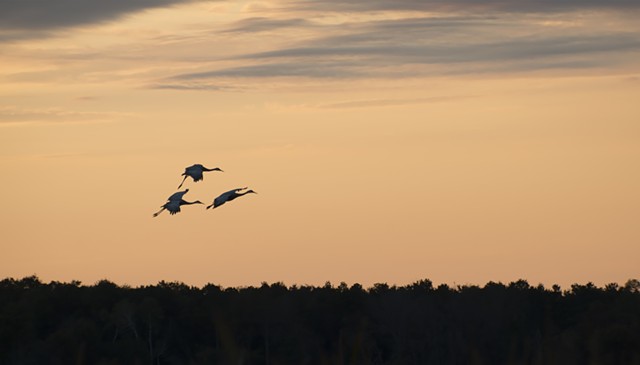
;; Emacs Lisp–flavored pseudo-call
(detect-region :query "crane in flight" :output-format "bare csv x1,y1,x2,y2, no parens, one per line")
153,189,203,217
206,187,257,210
178,164,223,189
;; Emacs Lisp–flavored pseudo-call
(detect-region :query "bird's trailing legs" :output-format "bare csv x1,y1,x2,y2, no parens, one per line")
152,207,166,217
177,174,188,189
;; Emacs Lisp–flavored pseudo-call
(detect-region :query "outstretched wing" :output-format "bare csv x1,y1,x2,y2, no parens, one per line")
165,200,182,215
191,170,204,182
213,195,227,208
213,188,245,207
167,189,189,202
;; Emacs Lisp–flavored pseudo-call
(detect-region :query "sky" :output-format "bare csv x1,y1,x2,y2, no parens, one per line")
1,0,639,289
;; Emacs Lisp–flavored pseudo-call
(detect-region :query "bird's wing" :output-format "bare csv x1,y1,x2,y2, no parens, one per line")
167,191,187,202
191,170,204,182
166,201,182,214
213,191,234,206
185,164,203,174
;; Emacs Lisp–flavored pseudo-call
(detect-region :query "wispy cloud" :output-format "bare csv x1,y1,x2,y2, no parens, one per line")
223,17,315,33
243,33,640,63
0,106,130,126
167,16,640,81
0,0,209,31
5,0,639,91
287,0,640,13
318,95,475,109
75,96,99,101
170,61,363,79
148,83,242,91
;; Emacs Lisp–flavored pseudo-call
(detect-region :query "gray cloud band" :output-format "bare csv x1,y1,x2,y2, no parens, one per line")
168,32,640,80
0,0,206,31
288,0,640,13
4,0,637,33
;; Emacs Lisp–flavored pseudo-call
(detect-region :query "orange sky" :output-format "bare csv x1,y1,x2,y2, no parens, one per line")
1,0,639,289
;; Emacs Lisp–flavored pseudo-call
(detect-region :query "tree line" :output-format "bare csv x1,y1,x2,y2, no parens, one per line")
1,276,639,365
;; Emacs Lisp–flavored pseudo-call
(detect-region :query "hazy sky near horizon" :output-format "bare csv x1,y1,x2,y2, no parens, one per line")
1,0,639,288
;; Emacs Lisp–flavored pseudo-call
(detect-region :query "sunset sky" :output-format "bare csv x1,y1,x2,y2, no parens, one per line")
1,0,639,289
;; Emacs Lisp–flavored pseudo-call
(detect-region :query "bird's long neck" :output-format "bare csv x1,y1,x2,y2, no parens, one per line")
181,200,201,205
237,191,254,197
203,167,221,172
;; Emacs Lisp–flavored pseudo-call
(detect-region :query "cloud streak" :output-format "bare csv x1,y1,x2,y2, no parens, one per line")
171,61,363,79
222,17,315,33
318,95,475,109
0,0,208,31
5,0,638,90
148,83,241,92
0,106,127,126
167,18,640,81
243,34,640,63
287,0,640,13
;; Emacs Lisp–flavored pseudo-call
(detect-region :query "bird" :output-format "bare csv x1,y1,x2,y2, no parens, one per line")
153,199,203,217
206,187,257,210
177,164,223,189
153,189,203,217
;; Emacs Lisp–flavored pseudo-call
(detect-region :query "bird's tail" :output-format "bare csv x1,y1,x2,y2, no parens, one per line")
177,175,188,189
152,207,165,217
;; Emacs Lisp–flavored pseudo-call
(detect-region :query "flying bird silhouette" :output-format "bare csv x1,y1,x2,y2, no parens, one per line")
153,199,203,217
178,164,223,189
153,189,203,217
206,187,257,210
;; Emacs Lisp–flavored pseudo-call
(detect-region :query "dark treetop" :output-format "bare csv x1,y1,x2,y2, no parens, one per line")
1,276,639,365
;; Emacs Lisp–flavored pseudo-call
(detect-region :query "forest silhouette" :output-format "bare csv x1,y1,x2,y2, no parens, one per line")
1,276,639,365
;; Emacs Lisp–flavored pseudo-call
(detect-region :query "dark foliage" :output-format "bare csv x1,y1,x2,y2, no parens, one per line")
1,276,639,365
